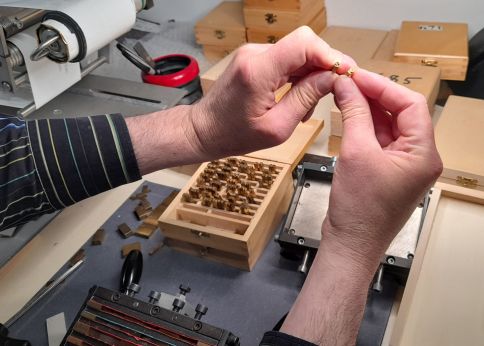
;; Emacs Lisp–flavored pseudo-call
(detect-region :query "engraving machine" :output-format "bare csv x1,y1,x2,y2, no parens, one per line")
0,1,186,118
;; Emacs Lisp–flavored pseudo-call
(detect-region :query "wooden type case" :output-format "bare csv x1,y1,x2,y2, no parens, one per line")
393,21,468,81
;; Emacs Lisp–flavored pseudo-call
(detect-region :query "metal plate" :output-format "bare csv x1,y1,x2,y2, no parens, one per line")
290,178,331,241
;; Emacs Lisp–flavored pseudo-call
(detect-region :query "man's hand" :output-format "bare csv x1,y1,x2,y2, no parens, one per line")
324,70,443,272
189,26,355,161
280,70,442,345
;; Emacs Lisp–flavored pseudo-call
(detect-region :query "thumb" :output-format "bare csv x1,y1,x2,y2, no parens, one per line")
261,70,336,139
334,75,378,147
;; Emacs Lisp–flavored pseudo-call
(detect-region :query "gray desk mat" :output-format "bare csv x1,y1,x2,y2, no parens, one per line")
9,181,397,346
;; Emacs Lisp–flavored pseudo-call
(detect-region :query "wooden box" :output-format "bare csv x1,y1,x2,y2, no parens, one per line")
320,26,388,64
372,29,399,61
159,119,324,270
246,7,326,43
434,96,484,191
331,59,441,137
195,2,247,47
243,0,323,31
244,0,322,11
202,44,238,63
393,21,469,81
390,183,484,345
389,95,484,344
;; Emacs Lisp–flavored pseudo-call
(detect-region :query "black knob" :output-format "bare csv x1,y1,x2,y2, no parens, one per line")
127,283,141,297
120,250,143,294
179,284,191,296
226,333,240,346
172,298,185,313
194,304,208,320
148,290,161,304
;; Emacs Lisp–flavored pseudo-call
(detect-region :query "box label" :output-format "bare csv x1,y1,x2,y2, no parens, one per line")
418,25,443,32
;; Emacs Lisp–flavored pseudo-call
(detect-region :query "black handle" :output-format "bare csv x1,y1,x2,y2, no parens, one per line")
116,42,155,74
0,324,31,346
120,250,143,293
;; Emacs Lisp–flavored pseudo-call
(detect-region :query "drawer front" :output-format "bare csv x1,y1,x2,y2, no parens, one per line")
247,7,326,43
195,27,247,46
243,0,323,31
393,55,468,81
203,45,238,63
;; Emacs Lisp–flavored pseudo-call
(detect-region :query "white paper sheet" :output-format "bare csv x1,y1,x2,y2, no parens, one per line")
46,312,66,346
8,28,81,108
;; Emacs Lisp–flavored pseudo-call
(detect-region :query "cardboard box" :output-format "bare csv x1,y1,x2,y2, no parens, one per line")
195,2,247,47
393,21,469,81
159,119,324,270
246,7,326,43
331,59,441,137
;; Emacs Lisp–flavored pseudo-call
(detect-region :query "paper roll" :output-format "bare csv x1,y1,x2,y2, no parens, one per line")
8,27,81,108
0,0,136,61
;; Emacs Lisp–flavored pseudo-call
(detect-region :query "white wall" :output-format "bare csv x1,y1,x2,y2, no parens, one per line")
141,0,484,37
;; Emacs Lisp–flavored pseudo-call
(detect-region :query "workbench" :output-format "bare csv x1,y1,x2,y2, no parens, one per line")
0,20,430,346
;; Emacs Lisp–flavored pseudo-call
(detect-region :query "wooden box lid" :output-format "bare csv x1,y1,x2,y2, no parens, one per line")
243,0,321,11
362,60,441,107
320,26,388,64
372,30,399,61
245,118,323,169
435,95,484,190
395,21,468,59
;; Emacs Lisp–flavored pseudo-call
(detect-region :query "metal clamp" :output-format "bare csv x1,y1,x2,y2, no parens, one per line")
30,34,60,61
456,176,478,188
264,13,277,24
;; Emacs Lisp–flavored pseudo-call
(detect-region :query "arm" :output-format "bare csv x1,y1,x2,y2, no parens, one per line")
279,71,443,345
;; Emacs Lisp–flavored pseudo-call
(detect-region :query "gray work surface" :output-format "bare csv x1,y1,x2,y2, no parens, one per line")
9,181,397,346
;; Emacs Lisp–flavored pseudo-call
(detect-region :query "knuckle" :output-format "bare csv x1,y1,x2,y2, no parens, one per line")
232,54,253,87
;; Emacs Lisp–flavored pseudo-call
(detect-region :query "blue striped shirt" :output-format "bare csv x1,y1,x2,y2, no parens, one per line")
0,114,140,231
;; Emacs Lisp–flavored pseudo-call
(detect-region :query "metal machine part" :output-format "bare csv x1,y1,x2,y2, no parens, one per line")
62,286,240,346
277,154,430,290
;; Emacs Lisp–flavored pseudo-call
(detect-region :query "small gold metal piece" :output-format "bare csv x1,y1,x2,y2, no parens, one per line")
346,67,356,78
214,30,226,40
421,58,438,67
332,60,341,73
456,176,478,188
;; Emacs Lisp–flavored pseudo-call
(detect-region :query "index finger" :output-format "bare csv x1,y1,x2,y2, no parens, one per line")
254,26,356,80
352,68,432,138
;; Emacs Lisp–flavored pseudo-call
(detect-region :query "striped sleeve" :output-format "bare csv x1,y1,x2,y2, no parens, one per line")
0,115,53,230
26,114,141,210
0,114,141,231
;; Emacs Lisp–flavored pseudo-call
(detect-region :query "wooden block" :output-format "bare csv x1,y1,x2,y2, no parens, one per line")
117,223,134,238
159,156,294,270
244,0,321,11
246,7,326,43
393,21,469,81
68,249,85,267
320,26,388,64
330,59,441,137
243,0,323,31
195,2,247,46
434,96,484,191
202,44,239,63
90,228,106,246
373,30,399,61
391,184,484,345
149,241,165,256
135,204,151,220
121,242,141,258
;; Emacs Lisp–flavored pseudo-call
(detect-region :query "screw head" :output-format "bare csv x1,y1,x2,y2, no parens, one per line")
320,166,327,172
386,256,396,265
297,237,305,245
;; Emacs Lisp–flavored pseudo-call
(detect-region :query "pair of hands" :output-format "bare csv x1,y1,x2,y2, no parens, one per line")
191,26,443,273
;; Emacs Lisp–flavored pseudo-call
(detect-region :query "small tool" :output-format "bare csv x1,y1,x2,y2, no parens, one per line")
116,42,157,75
133,42,156,68
5,260,84,328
